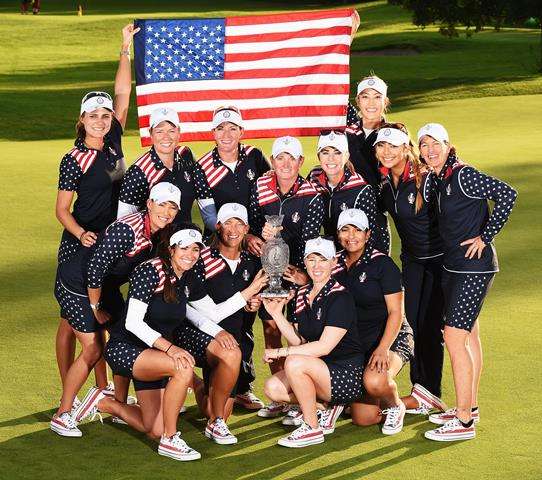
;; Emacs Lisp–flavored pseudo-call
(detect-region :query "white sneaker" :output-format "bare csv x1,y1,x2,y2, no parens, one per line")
69,396,82,417
408,383,447,414
424,417,475,442
429,407,480,425
74,386,105,423
126,395,137,405
282,405,303,426
205,417,238,445
257,401,288,418
318,405,344,435
179,404,187,414
235,391,265,410
50,412,82,437
277,422,325,448
158,432,201,461
381,402,406,435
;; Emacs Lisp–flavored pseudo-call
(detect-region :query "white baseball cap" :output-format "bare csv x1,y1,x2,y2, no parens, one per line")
317,131,348,154
150,107,180,129
337,208,369,231
272,136,303,159
417,123,449,144
304,237,336,260
217,203,248,225
169,228,205,248
357,76,388,97
212,107,243,129
80,91,114,115
373,127,410,147
149,182,181,209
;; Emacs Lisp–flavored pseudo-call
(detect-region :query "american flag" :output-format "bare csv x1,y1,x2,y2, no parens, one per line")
133,9,354,145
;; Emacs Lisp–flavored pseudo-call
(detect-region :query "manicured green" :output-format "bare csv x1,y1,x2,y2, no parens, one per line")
0,1,540,479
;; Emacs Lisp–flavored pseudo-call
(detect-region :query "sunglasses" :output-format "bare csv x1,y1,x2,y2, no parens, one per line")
320,129,346,136
82,91,113,103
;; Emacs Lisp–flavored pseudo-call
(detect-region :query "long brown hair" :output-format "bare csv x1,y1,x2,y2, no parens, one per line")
154,222,203,303
75,115,86,140
378,122,424,214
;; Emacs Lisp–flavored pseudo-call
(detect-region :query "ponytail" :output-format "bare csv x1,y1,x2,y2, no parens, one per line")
155,224,178,304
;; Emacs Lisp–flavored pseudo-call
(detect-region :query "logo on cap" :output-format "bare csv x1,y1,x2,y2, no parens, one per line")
425,125,432,131
189,230,196,238
162,108,168,115
232,204,239,211
283,138,290,145
368,79,375,86
384,129,391,136
168,185,175,193
329,133,335,140
348,210,355,218
223,111,231,118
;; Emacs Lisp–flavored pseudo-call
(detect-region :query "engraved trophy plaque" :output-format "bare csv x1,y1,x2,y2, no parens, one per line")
260,214,290,298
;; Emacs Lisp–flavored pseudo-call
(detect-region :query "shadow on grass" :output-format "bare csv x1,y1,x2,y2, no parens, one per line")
0,408,454,480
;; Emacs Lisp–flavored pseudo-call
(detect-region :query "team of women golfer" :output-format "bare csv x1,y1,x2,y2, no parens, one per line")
49,25,518,461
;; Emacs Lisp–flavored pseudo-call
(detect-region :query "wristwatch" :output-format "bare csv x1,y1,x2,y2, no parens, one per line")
90,302,101,311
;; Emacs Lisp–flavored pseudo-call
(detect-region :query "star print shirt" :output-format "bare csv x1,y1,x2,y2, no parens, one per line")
248,173,324,268
292,278,364,367
433,154,517,273
379,161,443,260
309,166,390,252
118,145,215,226
58,117,125,232
333,248,403,353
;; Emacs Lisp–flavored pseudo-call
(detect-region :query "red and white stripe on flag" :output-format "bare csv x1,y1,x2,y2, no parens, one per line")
135,9,354,145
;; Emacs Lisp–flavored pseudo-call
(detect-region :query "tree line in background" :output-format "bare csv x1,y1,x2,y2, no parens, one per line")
389,0,541,70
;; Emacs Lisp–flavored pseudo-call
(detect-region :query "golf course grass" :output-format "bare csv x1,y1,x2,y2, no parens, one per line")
0,1,541,478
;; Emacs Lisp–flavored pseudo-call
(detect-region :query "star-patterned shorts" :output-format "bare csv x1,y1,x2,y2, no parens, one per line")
390,322,414,365
54,280,99,333
326,362,364,405
172,323,213,368
442,271,495,332
104,340,168,391
57,230,81,265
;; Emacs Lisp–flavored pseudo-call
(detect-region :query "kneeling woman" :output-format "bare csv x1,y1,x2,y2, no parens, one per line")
334,209,414,435
77,224,267,460
263,237,364,448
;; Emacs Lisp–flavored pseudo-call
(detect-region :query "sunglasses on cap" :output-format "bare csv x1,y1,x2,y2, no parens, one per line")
82,91,113,103
213,105,241,115
320,129,346,136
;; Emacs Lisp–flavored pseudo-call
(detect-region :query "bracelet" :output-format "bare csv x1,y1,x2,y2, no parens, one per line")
89,302,101,311
285,346,290,356
165,344,173,353
79,230,86,241
276,348,281,358
120,49,131,56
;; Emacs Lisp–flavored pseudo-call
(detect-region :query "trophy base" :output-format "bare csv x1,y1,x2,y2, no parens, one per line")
260,290,290,299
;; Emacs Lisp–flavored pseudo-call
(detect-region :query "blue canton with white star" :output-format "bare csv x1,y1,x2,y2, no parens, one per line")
136,19,225,83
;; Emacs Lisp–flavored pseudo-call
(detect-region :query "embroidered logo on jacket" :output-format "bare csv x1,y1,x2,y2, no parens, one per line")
359,272,367,283
446,184,452,196
242,269,250,281
291,212,300,223
246,169,255,180
408,193,415,204
184,171,191,182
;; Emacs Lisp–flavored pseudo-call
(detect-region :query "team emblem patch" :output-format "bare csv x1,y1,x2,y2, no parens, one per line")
97,97,104,104
242,269,250,281
184,171,191,182
246,169,255,180
223,111,231,118
108,146,117,156
189,230,197,238
446,184,452,196
329,132,335,140
316,308,322,320
368,78,375,86
408,193,415,204
283,138,290,145
184,286,190,297
340,202,348,211
384,128,391,136
291,211,300,223
359,272,367,283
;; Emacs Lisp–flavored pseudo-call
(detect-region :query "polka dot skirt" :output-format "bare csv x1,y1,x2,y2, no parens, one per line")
327,362,364,405
172,324,212,368
442,272,495,332
54,281,99,333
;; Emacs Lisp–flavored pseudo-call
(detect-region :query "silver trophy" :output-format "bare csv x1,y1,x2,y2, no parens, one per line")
260,214,290,298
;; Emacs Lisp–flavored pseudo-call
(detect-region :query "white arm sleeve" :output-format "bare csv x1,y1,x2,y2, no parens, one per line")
125,298,162,347
185,304,224,337
189,293,246,324
117,201,139,219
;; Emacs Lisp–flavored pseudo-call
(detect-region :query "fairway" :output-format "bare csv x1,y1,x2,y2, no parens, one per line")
0,1,541,479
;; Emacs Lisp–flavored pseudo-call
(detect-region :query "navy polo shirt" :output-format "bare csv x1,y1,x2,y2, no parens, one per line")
434,155,517,273
198,144,269,211
58,212,153,295
345,103,382,189
309,166,389,252
292,279,364,366
333,248,402,353
248,173,324,268
119,145,212,223
110,258,207,347
199,246,260,339
58,117,125,232
379,161,443,260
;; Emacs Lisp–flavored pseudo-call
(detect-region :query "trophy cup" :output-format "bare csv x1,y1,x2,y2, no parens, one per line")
260,215,290,298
